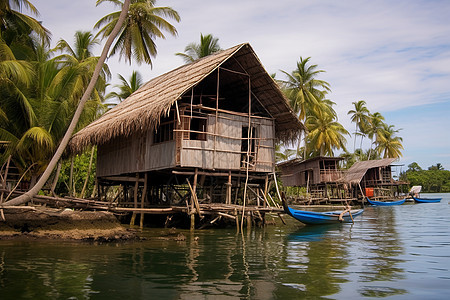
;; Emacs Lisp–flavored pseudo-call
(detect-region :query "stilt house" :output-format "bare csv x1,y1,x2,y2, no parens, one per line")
70,43,303,214
277,156,345,203
339,158,407,200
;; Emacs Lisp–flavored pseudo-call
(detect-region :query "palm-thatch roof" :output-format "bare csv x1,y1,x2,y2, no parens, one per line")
69,43,303,153
340,158,397,184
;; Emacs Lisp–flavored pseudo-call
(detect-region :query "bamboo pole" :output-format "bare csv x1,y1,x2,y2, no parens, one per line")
140,173,148,228
240,77,251,231
213,68,219,169
130,173,139,226
226,171,232,205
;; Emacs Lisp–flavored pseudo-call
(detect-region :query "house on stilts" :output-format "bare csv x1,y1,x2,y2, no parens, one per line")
278,157,407,205
277,156,347,204
69,43,303,228
339,158,407,201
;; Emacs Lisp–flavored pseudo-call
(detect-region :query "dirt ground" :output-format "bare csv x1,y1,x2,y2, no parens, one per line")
0,206,139,241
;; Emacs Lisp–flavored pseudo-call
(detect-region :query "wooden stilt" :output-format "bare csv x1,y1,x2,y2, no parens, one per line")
130,173,139,226
263,175,269,208
226,171,232,205
140,173,148,229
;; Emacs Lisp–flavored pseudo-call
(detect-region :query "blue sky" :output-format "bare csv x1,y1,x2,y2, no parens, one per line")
33,0,450,170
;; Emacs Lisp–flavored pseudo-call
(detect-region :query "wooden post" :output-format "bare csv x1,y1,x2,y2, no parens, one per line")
1,155,11,203
130,173,139,226
235,209,240,233
69,156,74,196
263,175,269,208
140,173,148,229
226,171,232,205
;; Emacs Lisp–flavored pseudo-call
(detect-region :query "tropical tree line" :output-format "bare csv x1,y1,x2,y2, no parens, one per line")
1,0,404,204
400,162,450,193
275,60,404,168
1,0,179,203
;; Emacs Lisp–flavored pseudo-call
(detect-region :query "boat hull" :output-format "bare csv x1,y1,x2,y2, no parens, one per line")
286,207,364,225
367,197,406,206
412,196,441,203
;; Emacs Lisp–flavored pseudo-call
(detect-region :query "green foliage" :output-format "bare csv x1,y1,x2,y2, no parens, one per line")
175,33,222,63
55,148,97,197
403,162,450,193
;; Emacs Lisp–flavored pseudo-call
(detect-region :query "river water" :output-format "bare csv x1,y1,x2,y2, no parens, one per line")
1,193,449,299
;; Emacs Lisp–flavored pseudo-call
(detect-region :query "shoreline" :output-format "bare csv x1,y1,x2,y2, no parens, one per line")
0,206,139,241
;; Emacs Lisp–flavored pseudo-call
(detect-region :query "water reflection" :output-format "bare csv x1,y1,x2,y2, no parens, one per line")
355,206,408,297
0,195,449,299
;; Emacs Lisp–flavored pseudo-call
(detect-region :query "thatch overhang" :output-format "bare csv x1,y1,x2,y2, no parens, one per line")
339,158,397,185
69,43,303,153
277,156,344,168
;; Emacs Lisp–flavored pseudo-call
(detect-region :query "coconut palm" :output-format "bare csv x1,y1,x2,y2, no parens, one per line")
366,112,385,159
175,33,222,63
347,100,370,153
279,57,331,121
375,123,404,158
305,113,349,157
106,70,143,103
275,144,296,163
0,0,50,45
1,32,108,186
94,0,180,66
52,30,110,123
4,0,133,206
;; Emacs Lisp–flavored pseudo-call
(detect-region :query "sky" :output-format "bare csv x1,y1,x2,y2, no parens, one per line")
32,0,450,171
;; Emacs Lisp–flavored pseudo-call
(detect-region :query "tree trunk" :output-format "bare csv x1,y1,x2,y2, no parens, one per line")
2,0,131,206
80,146,95,198
50,162,62,197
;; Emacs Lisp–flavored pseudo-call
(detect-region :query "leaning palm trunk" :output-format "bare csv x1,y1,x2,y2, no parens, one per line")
2,0,131,206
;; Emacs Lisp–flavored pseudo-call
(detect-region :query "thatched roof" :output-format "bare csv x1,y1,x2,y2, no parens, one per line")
340,158,397,184
69,43,303,153
277,156,344,168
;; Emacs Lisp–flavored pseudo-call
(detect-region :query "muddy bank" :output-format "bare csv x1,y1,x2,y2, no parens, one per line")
0,206,139,241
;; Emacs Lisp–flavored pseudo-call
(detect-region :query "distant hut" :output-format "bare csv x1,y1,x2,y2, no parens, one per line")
339,158,407,201
69,43,303,226
278,156,346,204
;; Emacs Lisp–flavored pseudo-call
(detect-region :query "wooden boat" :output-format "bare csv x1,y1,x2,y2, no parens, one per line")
366,197,406,206
281,194,363,225
412,196,441,203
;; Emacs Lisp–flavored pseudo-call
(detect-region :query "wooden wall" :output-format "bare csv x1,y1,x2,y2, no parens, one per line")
97,112,275,177
179,112,275,172
97,131,176,177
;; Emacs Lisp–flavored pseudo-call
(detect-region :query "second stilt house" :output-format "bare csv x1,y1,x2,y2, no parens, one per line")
69,43,303,216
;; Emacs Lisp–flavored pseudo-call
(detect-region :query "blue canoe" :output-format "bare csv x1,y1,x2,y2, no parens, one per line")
412,196,441,203
367,197,406,206
281,198,363,225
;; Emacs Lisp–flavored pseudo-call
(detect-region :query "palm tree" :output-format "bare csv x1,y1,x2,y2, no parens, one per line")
366,112,385,159
52,30,110,123
305,113,349,157
347,100,370,153
375,123,404,158
106,70,143,103
1,30,108,187
175,33,222,63
279,57,331,121
94,0,180,66
4,0,133,206
0,0,50,45
274,144,296,163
